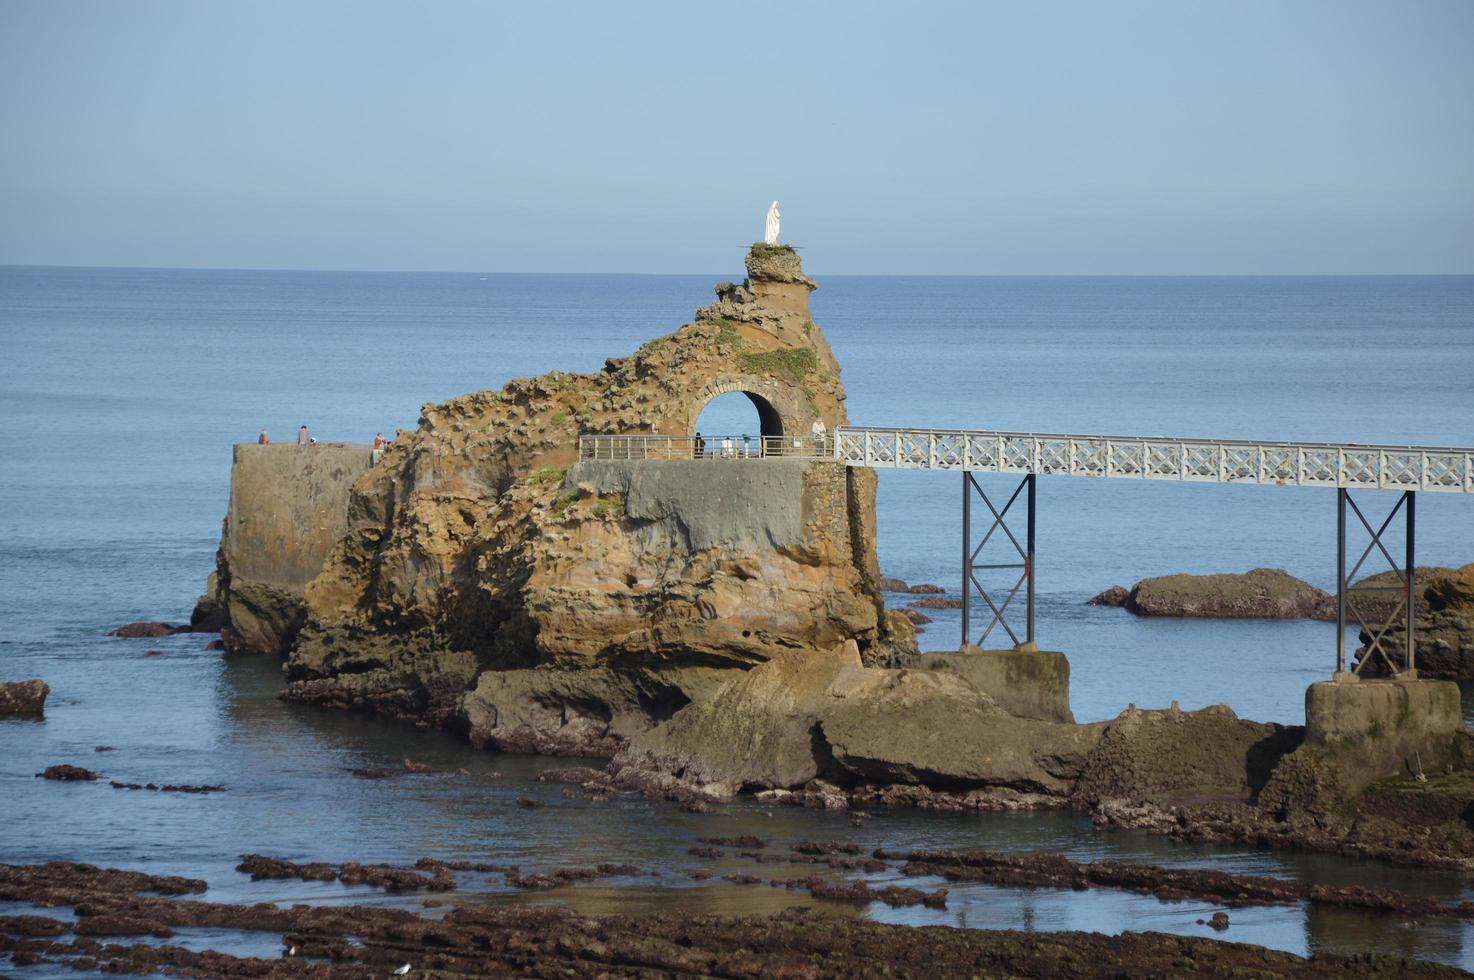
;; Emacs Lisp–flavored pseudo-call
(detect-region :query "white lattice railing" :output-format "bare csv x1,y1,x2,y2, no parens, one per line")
833,427,1474,493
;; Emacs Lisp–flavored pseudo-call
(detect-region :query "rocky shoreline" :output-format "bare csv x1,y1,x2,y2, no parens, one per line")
2,858,1468,977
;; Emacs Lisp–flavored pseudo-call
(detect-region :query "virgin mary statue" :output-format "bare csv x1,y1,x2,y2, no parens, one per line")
764,201,780,245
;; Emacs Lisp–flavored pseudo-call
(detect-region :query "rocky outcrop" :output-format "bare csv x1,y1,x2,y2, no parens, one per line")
608,641,1102,803
1087,585,1130,607
463,665,728,757
1071,703,1300,808
0,679,49,719
1077,678,1474,871
1356,564,1474,679
820,668,1099,794
195,443,374,655
266,245,912,745
1091,566,1455,625
1091,568,1333,619
109,622,184,638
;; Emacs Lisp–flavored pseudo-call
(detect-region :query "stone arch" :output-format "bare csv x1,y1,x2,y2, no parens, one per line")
689,375,807,441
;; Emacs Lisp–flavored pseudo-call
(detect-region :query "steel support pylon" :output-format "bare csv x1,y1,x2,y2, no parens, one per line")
961,472,1035,650
1337,488,1417,676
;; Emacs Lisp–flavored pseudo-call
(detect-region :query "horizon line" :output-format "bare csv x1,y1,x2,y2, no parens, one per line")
2,261,1472,279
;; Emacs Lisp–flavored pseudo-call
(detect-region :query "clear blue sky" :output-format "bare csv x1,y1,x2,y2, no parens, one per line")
1,0,1470,274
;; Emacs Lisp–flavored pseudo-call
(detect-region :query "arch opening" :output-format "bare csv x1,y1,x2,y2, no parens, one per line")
694,390,784,443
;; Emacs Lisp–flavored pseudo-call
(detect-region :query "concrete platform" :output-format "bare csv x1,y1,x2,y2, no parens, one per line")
922,647,1073,723
1304,675,1462,787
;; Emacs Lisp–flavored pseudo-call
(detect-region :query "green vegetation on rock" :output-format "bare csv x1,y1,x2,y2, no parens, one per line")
737,347,817,385
527,466,567,485
550,490,580,517
592,496,624,518
749,241,797,259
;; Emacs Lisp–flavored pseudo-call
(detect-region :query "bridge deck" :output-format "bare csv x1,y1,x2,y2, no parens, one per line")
580,429,1474,493
834,427,1474,494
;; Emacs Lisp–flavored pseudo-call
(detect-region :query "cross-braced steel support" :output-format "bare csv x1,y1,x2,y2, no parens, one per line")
1337,489,1417,676
961,472,1035,650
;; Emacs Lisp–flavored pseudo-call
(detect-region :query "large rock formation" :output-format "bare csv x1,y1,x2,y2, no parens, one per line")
196,443,374,655
1357,563,1474,679
1090,568,1333,619
1090,566,1455,625
273,245,914,741
608,641,1102,804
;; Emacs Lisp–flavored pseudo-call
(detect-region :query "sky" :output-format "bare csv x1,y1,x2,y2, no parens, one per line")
1,0,1471,275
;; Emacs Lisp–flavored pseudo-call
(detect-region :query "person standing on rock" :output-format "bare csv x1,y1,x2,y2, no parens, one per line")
372,432,387,464
257,430,269,444
297,425,310,446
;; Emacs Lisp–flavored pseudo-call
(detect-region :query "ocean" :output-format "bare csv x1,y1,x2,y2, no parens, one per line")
2,266,1473,971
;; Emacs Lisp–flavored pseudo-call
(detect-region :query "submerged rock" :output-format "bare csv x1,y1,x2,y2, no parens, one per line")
0,679,49,719
910,595,963,609
1087,585,1130,607
108,622,183,638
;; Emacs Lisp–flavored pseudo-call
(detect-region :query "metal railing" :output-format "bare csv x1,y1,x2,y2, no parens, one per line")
834,426,1474,493
579,434,833,461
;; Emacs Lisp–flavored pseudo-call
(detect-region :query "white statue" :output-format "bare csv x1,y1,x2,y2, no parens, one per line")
764,200,780,245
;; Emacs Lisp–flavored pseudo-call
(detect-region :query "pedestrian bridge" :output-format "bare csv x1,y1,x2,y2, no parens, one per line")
578,427,1474,676
581,427,1474,494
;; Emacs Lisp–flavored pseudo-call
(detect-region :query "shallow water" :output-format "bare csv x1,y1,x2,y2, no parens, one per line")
8,649,1474,972
2,267,1474,972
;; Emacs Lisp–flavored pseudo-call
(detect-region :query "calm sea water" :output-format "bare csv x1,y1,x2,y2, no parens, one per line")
2,266,1474,972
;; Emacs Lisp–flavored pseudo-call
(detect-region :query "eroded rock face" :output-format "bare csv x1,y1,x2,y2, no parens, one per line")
1357,564,1474,679
0,679,49,719
273,246,913,742
609,640,1103,802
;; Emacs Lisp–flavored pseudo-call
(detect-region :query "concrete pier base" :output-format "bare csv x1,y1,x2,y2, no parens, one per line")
1304,676,1461,786
923,647,1073,723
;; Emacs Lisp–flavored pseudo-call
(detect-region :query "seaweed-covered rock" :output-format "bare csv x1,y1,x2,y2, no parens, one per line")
1116,568,1332,619
0,679,49,719
108,622,182,638
1071,703,1301,808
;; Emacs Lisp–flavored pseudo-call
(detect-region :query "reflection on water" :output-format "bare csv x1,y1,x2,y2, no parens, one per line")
3,643,1474,971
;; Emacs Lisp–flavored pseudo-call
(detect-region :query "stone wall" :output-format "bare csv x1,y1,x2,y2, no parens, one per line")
224,444,373,590
200,443,373,655
570,459,810,554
